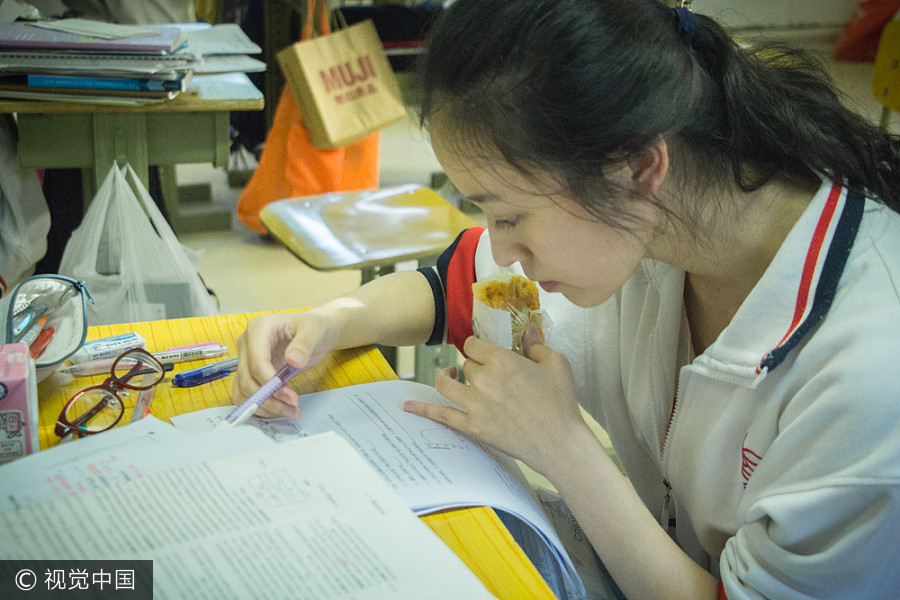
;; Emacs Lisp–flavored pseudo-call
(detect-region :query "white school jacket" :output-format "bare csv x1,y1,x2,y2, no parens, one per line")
420,179,900,599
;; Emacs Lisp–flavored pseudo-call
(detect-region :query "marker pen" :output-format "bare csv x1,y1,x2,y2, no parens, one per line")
29,326,55,359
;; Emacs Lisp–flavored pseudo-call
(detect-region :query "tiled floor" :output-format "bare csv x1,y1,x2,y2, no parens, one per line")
177,34,889,332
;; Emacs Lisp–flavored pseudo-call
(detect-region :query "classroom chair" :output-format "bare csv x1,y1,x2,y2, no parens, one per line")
872,20,900,131
260,184,478,382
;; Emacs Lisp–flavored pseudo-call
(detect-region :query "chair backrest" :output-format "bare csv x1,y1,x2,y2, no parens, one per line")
873,20,900,113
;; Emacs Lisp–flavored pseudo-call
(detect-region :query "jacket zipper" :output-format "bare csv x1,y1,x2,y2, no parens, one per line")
661,479,673,532
659,376,685,532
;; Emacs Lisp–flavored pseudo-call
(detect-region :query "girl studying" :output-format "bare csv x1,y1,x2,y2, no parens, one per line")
232,1,900,598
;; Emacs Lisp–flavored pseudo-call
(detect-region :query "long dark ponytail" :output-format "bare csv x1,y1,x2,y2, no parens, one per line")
419,0,900,226
690,9,900,211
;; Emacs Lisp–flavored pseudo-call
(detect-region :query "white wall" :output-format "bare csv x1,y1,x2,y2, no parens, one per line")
693,0,858,30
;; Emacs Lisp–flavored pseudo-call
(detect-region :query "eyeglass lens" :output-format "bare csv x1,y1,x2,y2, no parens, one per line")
58,350,165,437
64,390,122,433
112,352,165,390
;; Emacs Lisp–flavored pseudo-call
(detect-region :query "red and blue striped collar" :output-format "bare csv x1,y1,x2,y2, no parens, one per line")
757,182,865,374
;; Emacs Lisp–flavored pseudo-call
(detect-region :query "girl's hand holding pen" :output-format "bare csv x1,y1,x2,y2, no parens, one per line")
233,311,340,419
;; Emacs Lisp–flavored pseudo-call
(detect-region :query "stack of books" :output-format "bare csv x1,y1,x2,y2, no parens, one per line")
0,19,264,106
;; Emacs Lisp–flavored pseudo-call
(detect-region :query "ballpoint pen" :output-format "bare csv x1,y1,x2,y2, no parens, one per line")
129,386,157,424
172,356,239,388
59,360,175,377
166,342,226,353
215,363,300,429
59,345,226,375
151,345,228,364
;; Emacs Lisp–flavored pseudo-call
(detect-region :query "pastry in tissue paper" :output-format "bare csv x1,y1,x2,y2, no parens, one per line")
472,272,545,354
473,272,541,312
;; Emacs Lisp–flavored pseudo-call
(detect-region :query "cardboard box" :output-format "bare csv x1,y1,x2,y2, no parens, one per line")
0,343,39,465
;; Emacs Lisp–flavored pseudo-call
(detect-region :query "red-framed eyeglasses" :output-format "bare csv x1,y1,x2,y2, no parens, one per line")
55,348,166,438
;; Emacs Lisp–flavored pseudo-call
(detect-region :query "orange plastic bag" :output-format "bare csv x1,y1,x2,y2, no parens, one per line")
237,87,379,234
236,0,380,235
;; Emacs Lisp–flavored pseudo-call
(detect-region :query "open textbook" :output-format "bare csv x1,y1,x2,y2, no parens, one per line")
0,427,495,599
0,380,619,599
170,380,590,600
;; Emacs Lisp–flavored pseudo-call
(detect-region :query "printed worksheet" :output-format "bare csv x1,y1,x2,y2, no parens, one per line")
1,432,495,599
0,416,274,513
171,379,586,600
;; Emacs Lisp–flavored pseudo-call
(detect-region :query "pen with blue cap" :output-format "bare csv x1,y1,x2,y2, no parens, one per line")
172,356,239,388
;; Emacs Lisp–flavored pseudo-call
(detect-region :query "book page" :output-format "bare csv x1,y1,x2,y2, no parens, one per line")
31,19,159,39
0,416,273,513
0,432,494,600
194,54,266,74
172,379,586,600
187,72,262,100
180,23,261,56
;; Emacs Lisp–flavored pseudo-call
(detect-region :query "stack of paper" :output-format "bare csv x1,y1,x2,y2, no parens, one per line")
0,19,265,105
0,381,594,599
171,380,590,600
0,424,497,599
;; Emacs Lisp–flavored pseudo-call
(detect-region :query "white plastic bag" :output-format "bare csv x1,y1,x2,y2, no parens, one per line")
58,162,217,326
0,114,50,297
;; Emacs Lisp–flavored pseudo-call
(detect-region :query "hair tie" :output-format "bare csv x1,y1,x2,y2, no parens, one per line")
674,6,697,47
